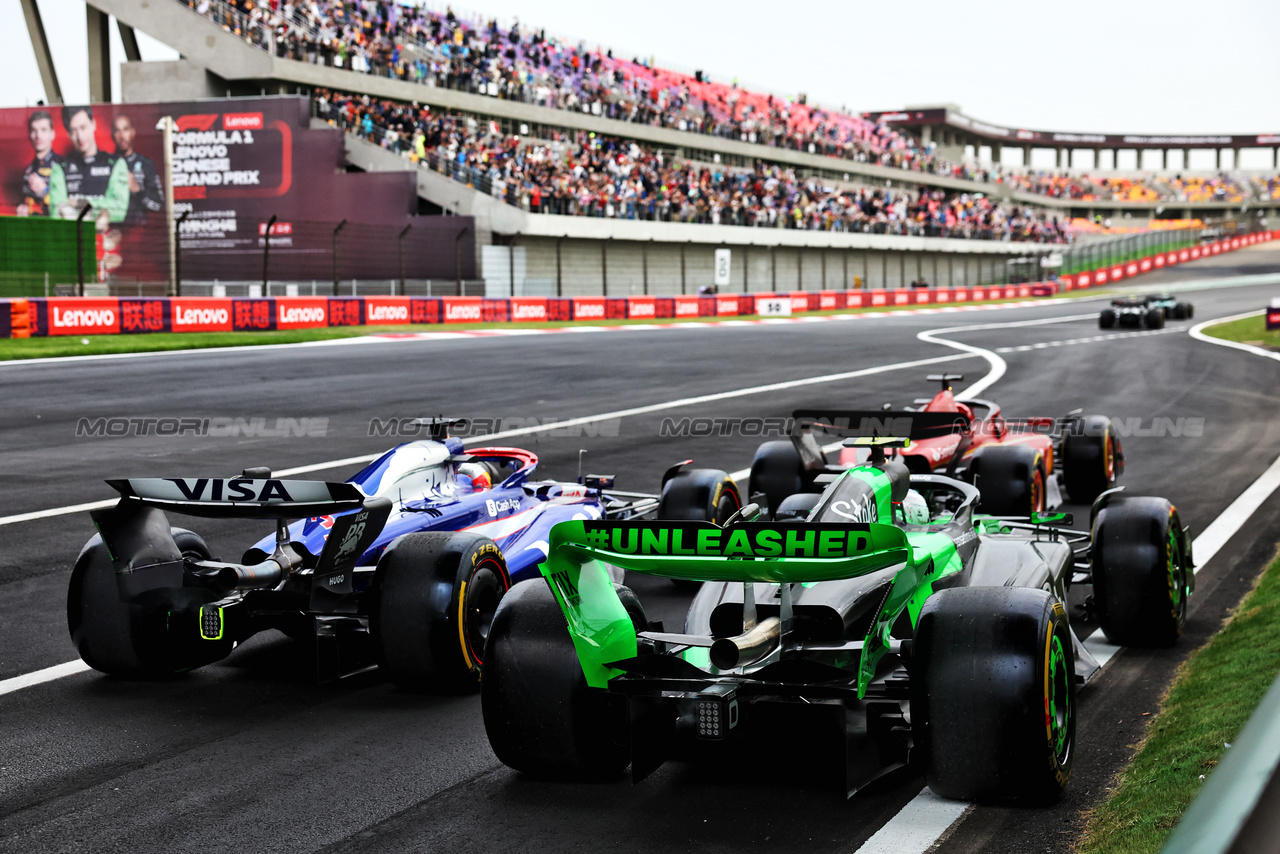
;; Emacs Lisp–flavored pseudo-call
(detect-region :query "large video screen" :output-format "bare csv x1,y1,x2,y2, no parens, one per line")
0,97,469,282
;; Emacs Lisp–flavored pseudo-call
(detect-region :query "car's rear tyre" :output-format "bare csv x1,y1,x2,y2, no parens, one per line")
912,587,1075,805
1099,309,1116,329
372,531,510,692
1061,415,1120,504
748,441,806,517
1145,307,1165,329
67,528,229,678
481,579,631,779
1183,303,1195,319
1092,496,1190,647
966,445,1046,517
659,468,741,589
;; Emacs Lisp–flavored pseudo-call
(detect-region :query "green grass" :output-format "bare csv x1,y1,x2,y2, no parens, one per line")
1077,551,1280,854
0,294,1040,361
1201,314,1280,351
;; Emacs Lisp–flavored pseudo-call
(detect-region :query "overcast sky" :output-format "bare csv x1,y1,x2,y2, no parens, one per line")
5,0,1278,139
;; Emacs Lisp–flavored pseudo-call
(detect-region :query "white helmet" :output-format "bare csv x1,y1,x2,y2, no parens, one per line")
901,489,930,525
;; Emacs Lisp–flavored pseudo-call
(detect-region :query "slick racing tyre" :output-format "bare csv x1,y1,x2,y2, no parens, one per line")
372,531,510,692
67,528,230,678
1092,496,1191,647
748,441,806,518
482,579,633,780
1145,307,1165,329
912,587,1075,805
965,445,1046,517
659,468,742,589
1098,309,1117,329
1061,415,1121,504
1182,302,1195,319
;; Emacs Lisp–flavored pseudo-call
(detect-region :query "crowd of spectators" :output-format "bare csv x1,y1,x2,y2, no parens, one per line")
317,90,1071,243
190,0,1272,210
183,0,1059,192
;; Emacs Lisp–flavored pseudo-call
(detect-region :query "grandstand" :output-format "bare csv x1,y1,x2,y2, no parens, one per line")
11,0,1278,294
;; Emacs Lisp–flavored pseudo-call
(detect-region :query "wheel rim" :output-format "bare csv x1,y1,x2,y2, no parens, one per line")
1046,631,1072,763
713,485,741,524
1031,470,1045,512
1103,432,1116,482
462,560,507,666
1167,528,1186,624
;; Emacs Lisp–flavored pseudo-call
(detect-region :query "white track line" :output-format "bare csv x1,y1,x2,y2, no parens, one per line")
1188,310,1280,362
0,353,974,531
0,351,990,696
859,309,1280,854
0,660,92,697
856,791,972,854
996,327,1183,352
913,313,1097,400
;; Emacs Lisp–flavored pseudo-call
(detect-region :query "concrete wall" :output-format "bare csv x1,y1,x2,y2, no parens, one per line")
120,59,225,102
489,236,1015,296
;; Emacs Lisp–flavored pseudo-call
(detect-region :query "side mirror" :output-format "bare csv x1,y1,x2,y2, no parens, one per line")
722,502,762,526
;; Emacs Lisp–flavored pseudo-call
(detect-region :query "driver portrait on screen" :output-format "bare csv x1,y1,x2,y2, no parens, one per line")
111,114,163,223
47,105,130,223
17,110,61,216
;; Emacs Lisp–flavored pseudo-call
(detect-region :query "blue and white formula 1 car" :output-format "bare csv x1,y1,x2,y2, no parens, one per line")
68,420,741,690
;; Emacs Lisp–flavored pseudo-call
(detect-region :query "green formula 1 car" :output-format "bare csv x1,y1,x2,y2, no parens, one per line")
481,439,1194,804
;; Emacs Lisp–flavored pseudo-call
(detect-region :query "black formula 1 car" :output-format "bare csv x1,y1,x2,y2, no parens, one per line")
1099,293,1192,329
1143,292,1195,320
481,439,1194,803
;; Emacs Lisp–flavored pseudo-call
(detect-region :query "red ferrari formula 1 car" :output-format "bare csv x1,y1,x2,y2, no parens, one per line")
749,374,1124,518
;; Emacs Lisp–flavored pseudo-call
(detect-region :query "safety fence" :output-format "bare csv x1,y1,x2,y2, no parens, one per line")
1056,231,1273,289
3,232,1273,339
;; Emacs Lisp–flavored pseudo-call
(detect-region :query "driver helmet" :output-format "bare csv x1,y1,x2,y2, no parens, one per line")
458,462,492,492
901,489,930,525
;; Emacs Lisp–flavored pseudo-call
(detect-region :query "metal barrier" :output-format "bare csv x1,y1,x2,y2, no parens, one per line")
1162,670,1280,854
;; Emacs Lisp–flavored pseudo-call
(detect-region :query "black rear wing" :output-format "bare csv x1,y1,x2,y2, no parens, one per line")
791,409,971,440
106,477,366,519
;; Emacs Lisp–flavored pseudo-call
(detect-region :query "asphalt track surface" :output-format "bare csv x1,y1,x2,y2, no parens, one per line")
1,245,1279,853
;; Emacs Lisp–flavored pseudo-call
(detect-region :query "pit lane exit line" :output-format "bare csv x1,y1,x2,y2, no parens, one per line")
996,326,1183,353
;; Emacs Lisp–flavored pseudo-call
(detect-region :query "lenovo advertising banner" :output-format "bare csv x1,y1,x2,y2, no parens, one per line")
0,97,473,283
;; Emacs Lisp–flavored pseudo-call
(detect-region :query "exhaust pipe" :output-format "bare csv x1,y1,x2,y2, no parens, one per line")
710,616,782,670
215,558,286,592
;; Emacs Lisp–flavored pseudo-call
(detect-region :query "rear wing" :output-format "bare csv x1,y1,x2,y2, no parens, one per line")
791,409,970,440
547,519,910,584
538,518,912,689
106,477,366,519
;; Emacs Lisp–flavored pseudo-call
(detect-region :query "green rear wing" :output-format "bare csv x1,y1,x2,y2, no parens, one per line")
538,519,911,687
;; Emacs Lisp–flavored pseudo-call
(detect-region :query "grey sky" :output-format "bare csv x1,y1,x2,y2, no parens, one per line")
5,0,1278,154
